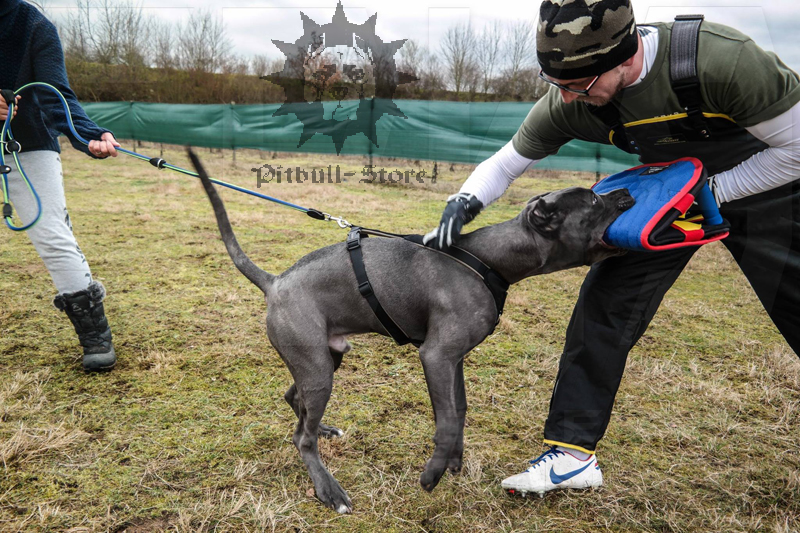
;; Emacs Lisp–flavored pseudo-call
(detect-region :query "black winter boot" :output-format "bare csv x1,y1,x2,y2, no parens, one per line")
53,281,117,371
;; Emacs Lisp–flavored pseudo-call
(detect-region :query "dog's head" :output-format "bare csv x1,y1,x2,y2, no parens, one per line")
522,187,634,272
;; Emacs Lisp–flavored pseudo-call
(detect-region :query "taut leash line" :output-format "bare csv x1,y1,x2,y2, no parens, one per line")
1,82,352,231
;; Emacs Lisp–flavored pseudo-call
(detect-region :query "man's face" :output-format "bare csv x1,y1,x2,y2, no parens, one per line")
548,66,627,107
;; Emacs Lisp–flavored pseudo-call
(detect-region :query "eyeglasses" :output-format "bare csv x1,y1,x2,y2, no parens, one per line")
538,69,601,96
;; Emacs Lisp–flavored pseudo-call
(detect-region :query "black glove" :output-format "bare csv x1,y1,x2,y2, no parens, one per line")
423,192,483,251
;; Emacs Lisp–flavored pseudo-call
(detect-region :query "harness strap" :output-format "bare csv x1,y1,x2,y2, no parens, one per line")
402,234,509,326
347,228,423,347
586,103,634,153
450,246,509,329
360,228,509,321
346,227,510,348
670,15,710,138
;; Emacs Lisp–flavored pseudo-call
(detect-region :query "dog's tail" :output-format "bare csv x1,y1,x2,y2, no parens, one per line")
188,149,275,294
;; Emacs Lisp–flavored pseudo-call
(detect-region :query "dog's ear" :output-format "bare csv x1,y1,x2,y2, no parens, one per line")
526,193,544,205
527,196,563,236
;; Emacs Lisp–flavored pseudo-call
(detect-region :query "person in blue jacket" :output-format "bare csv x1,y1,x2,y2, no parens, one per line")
1,0,121,371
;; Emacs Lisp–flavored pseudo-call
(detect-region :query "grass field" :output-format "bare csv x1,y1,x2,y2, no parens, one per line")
1,143,799,532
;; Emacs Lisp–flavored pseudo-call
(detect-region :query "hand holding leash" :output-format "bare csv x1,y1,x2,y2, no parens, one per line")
0,91,20,121
88,131,120,158
423,192,483,251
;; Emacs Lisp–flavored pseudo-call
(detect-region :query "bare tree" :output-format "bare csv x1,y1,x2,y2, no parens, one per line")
90,0,123,64
504,20,535,97
177,9,231,73
420,50,446,92
222,54,249,76
152,21,176,69
399,38,424,78
117,1,151,67
476,20,502,95
59,0,151,66
59,1,92,62
440,22,476,95
250,54,271,77
465,61,481,98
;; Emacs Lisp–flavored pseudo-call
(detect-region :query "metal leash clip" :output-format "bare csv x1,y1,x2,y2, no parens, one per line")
303,208,352,228
324,212,352,228
1,139,22,154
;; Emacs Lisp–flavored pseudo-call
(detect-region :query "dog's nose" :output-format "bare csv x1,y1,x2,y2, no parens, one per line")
618,196,635,210
601,188,635,210
614,189,635,210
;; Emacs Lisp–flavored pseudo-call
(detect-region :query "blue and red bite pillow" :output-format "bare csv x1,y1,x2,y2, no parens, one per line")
592,157,730,251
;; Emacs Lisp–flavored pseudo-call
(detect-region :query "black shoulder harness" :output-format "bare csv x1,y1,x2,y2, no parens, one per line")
346,227,510,348
587,14,711,147
669,14,710,138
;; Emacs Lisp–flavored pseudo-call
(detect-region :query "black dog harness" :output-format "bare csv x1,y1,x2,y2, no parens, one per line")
346,227,510,348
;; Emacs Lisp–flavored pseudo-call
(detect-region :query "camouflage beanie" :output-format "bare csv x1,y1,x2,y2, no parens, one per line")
537,0,638,80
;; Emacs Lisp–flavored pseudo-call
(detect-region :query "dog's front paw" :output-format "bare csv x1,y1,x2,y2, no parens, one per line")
313,475,353,514
318,423,344,439
420,459,447,492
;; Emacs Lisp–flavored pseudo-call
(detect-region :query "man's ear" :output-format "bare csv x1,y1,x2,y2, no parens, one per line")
527,197,563,236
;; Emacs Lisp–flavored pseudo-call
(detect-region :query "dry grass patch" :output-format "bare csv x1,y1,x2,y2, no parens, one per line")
174,488,304,532
1,422,88,468
0,369,89,470
135,346,186,374
0,370,50,422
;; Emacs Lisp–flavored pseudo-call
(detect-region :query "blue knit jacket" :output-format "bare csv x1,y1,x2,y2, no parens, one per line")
0,0,109,157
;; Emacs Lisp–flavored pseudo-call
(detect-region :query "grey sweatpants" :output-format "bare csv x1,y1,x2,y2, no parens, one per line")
4,149,93,293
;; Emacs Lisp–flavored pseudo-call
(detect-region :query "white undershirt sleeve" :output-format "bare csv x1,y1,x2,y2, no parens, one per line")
458,141,540,207
713,100,800,204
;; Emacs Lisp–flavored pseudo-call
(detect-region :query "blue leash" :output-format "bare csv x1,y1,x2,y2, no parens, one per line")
1,82,351,232
1,87,42,231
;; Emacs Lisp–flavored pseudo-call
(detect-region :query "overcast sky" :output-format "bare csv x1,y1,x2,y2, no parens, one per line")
41,0,800,73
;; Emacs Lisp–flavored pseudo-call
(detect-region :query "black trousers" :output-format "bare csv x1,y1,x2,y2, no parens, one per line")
543,180,800,452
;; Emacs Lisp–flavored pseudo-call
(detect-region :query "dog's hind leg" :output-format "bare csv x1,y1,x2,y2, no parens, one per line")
282,345,352,513
284,347,345,438
418,343,470,492
318,349,345,438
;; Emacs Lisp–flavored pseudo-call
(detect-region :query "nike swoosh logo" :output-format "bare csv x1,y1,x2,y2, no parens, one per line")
550,461,593,484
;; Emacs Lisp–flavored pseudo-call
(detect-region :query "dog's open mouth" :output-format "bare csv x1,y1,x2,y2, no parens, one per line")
600,196,634,250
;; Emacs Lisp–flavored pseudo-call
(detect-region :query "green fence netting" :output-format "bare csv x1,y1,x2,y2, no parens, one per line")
82,99,641,174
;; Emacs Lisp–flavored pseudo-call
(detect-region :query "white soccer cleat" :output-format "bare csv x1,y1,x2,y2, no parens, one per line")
501,447,603,497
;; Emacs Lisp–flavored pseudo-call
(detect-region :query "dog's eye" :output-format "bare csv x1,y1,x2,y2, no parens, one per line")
592,195,598,205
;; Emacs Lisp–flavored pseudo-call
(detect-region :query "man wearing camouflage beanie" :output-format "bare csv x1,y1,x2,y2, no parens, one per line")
425,0,800,495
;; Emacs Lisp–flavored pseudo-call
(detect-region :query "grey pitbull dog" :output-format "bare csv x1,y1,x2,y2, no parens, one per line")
188,150,633,513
